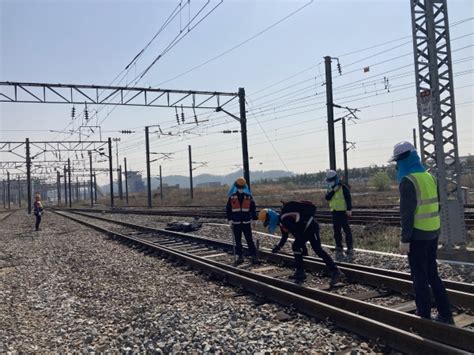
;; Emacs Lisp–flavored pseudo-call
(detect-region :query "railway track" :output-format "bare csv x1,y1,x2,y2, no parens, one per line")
53,209,474,354
0,209,18,222
65,207,474,230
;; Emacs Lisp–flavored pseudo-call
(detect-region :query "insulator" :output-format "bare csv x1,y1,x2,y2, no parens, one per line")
337,62,342,75
181,105,185,124
175,107,180,125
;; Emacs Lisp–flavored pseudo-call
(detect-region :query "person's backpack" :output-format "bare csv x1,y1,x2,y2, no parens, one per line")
280,200,316,219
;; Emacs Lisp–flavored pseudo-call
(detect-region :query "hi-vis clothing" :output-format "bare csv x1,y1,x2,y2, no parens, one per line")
329,187,347,211
325,183,352,212
405,172,440,231
399,171,440,243
226,192,257,224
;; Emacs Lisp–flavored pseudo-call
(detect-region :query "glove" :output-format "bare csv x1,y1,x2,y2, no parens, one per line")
251,220,257,228
271,245,281,253
399,242,410,254
346,210,352,218
228,220,233,227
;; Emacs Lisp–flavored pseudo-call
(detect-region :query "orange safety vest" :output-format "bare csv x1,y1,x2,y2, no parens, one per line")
230,194,251,213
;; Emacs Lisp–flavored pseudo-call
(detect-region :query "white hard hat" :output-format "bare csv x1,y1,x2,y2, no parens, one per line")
389,141,415,162
326,169,337,181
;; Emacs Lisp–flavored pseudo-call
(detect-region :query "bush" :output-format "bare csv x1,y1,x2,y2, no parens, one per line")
373,170,391,191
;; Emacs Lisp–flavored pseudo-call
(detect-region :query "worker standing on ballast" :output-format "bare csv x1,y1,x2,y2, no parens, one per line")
33,193,44,231
325,170,354,260
390,141,453,325
258,201,342,286
226,177,259,265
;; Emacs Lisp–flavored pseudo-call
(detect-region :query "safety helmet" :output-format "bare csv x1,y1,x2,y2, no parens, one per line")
326,169,337,182
389,141,415,162
235,177,247,188
258,208,268,222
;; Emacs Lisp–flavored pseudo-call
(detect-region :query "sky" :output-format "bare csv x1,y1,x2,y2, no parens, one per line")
0,0,473,184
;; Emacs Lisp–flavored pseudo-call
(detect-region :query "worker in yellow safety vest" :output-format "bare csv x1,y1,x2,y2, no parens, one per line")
389,141,453,325
325,170,354,261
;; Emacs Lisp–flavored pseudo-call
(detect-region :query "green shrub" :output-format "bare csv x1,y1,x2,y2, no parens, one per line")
373,170,391,191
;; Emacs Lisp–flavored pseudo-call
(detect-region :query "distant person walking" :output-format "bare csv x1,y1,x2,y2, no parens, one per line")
33,193,44,231
325,170,354,260
226,177,259,265
390,141,453,324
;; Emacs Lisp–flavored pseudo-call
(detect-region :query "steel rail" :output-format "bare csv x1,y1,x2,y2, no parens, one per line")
57,209,474,310
62,207,474,229
52,209,473,354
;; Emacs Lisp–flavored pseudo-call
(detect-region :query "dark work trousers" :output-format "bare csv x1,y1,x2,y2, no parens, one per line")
232,223,257,256
292,221,337,272
34,213,42,230
332,211,353,250
408,239,452,320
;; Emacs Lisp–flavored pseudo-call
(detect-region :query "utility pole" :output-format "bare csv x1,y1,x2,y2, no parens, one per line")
342,118,349,184
68,158,72,208
159,165,163,200
188,145,193,199
64,165,68,207
118,165,123,200
145,126,152,208
18,175,21,208
413,128,417,150
238,88,251,188
7,171,10,210
112,137,122,200
93,173,97,203
89,151,94,207
325,56,336,171
108,137,114,208
124,157,129,206
57,170,61,206
25,138,32,214
76,176,79,201
411,0,466,249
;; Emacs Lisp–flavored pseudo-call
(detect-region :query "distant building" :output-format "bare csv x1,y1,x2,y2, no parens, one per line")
196,181,222,188
127,171,145,192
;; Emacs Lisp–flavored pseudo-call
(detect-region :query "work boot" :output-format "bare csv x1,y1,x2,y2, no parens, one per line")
234,255,244,266
335,248,345,261
251,255,260,264
289,269,307,281
345,248,355,260
329,268,342,287
434,314,455,325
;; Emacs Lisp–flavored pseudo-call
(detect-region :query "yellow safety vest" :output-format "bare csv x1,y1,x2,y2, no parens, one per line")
329,186,347,211
405,172,440,231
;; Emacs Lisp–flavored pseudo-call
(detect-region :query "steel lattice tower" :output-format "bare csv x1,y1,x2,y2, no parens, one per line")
410,0,466,248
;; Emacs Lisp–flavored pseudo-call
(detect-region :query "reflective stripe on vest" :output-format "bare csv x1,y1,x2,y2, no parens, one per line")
329,187,347,211
405,172,440,231
230,195,251,212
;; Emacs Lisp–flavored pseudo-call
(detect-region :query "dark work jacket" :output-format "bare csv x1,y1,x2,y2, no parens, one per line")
325,183,352,211
226,192,257,223
279,202,316,238
399,177,440,243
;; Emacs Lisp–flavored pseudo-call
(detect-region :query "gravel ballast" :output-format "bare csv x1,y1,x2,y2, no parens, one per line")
0,211,389,353
85,212,474,283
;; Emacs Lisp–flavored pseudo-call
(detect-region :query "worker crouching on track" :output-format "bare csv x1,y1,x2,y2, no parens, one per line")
33,193,44,231
226,177,259,265
325,170,354,261
390,141,454,325
258,201,342,286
